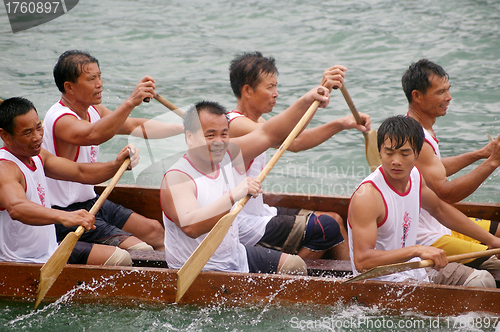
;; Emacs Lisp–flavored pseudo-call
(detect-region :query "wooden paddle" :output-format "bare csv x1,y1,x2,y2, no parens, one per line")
342,247,500,284
339,85,381,172
34,158,131,309
175,88,326,302
154,94,185,117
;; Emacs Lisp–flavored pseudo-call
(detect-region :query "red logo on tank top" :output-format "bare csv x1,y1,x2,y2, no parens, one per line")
90,146,97,163
401,211,411,247
37,183,46,206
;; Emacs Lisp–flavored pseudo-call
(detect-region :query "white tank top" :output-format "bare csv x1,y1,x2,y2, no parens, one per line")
0,148,58,263
162,153,248,272
348,166,428,282
227,110,277,246
417,128,451,246
42,101,99,207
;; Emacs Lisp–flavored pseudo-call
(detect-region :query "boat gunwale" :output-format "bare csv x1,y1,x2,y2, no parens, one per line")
2,261,500,316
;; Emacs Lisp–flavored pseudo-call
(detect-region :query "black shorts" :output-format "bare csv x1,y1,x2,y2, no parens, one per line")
53,196,133,244
68,241,92,264
245,245,282,274
258,207,343,253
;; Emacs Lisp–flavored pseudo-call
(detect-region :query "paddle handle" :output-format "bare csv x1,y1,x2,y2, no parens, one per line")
420,247,500,268
154,94,185,118
90,158,131,215
340,85,367,139
73,158,131,237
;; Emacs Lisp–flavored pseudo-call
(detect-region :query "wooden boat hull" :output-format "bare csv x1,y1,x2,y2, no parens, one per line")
2,261,500,316
3,184,500,314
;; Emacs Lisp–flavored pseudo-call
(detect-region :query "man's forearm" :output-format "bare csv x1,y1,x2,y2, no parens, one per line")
442,150,484,176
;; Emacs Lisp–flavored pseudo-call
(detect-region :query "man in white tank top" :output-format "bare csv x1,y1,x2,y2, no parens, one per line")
43,50,184,251
403,59,500,270
227,52,373,260
348,115,497,287
0,97,140,266
161,90,331,274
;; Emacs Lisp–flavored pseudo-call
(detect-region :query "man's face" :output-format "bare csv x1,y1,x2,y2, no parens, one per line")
380,137,417,182
188,111,230,165
247,72,278,114
4,109,44,160
420,74,452,118
71,62,103,106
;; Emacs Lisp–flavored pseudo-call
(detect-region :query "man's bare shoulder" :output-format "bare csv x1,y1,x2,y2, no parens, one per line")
0,159,20,173
228,115,261,137
351,182,381,201
416,141,441,165
349,182,386,226
164,169,195,187
0,159,24,189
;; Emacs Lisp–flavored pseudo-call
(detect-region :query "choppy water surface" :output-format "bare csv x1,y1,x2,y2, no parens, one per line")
1,0,500,330
2,299,499,332
1,0,499,201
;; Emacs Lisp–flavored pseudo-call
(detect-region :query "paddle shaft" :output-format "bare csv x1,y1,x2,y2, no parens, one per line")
340,84,381,172
154,94,185,117
421,247,500,268
34,157,131,309
144,94,180,170
232,95,324,200
343,247,500,284
73,158,131,236
340,85,367,139
176,89,325,302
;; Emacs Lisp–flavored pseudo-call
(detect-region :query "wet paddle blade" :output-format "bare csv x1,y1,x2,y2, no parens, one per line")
34,227,83,309
365,129,381,172
342,260,432,284
176,209,239,302
34,158,131,309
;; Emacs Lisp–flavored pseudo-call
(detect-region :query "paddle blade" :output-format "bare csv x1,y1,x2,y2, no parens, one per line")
176,210,239,302
34,229,81,309
365,129,381,172
342,259,433,284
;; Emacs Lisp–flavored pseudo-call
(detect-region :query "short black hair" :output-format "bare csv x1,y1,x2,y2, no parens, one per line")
0,97,37,135
377,115,424,156
183,100,228,134
53,50,100,93
229,51,278,99
401,59,449,103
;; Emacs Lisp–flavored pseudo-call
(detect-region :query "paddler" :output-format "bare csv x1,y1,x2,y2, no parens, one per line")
0,97,140,266
404,59,500,270
226,52,371,260
348,115,497,286
42,50,183,251
160,85,329,274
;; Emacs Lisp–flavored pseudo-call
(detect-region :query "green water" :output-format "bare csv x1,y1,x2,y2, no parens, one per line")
1,0,500,330
2,300,499,332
